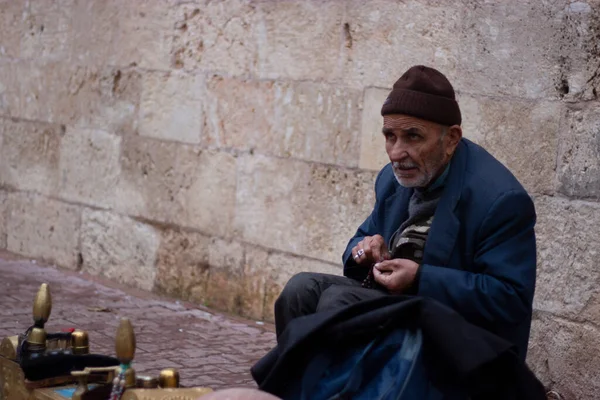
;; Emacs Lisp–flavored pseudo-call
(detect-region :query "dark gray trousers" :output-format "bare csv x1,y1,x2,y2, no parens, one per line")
274,272,389,337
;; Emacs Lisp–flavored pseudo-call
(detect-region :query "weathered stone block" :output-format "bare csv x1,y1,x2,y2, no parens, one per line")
254,0,344,81
170,1,259,75
344,0,597,100
182,150,237,237
80,209,160,291
0,61,21,116
205,76,362,167
343,0,461,89
534,196,600,321
116,136,195,223
58,128,122,207
528,312,600,400
557,103,600,198
155,229,211,301
6,192,80,269
0,118,62,196
204,238,246,314
0,190,7,249
242,246,270,320
71,0,174,70
155,231,262,319
20,0,73,61
272,82,363,167
455,0,568,99
0,0,24,59
235,154,376,264
460,96,560,194
359,87,391,171
117,137,237,237
537,1,600,102
107,0,175,70
204,76,274,151
17,63,141,135
139,71,204,144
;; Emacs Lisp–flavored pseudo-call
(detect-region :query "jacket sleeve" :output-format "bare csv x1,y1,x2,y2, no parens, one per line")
342,169,386,281
417,189,537,327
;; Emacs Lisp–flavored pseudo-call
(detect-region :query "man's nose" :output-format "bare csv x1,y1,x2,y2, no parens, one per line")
388,141,409,162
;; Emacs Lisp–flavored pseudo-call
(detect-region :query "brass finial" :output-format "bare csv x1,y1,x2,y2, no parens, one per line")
124,367,136,388
33,283,52,325
71,371,90,400
158,368,180,388
71,330,89,354
115,318,136,364
136,376,159,389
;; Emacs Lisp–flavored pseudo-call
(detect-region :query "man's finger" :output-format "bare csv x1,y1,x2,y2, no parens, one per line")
352,240,366,262
382,247,391,260
374,261,394,272
371,238,382,262
362,237,373,259
373,267,391,285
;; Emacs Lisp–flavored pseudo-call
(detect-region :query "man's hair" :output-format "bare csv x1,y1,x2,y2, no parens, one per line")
439,126,449,141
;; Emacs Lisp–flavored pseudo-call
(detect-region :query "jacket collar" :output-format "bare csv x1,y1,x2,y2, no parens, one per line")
422,139,468,266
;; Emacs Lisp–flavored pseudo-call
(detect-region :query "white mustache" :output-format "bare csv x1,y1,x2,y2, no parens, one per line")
393,161,418,169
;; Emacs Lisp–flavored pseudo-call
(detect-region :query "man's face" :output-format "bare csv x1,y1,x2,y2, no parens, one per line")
383,114,460,188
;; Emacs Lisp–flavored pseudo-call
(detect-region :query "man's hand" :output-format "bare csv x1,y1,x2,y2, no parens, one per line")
351,235,391,266
372,259,419,294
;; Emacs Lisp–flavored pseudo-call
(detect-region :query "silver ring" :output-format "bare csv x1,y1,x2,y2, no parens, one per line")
353,254,360,260
357,249,365,257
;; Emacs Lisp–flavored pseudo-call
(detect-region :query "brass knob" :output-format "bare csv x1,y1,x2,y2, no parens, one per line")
33,283,52,325
115,318,136,364
137,375,159,388
158,368,180,388
71,330,89,354
27,327,47,352
124,367,136,388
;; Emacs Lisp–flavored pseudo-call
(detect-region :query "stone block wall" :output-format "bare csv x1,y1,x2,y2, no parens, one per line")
0,0,599,397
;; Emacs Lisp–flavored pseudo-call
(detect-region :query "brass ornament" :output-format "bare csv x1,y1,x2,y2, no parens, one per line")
27,328,47,347
115,318,136,364
124,367,136,388
0,336,18,360
120,388,213,400
70,371,89,400
32,284,52,325
158,369,180,388
1,285,215,400
71,330,89,355
136,376,159,389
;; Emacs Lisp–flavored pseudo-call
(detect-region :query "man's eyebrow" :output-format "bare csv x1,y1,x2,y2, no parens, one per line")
382,127,394,135
401,127,422,134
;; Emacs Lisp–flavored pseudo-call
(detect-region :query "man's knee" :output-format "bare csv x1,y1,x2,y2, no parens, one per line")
316,285,350,313
274,272,319,310
283,271,318,292
277,272,317,299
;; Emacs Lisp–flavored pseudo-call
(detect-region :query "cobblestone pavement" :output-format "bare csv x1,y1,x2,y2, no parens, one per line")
0,252,276,390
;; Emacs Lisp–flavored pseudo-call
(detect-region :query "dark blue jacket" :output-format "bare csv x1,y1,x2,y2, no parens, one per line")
342,138,537,359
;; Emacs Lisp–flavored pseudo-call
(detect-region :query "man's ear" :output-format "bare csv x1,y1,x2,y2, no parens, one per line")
446,125,462,154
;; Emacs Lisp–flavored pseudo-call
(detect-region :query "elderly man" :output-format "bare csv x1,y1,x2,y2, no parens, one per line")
274,65,537,360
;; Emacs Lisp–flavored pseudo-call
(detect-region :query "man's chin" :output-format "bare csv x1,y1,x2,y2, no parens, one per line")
393,172,426,188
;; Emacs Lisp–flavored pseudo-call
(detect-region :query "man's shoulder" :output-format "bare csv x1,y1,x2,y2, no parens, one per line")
461,139,531,206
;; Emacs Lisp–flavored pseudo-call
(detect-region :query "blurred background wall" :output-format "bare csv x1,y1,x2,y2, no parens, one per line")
1,0,599,397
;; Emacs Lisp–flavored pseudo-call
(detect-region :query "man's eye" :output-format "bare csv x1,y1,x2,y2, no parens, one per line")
408,133,421,140
385,133,395,141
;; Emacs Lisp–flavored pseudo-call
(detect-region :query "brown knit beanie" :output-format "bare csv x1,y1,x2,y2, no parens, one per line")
381,65,461,126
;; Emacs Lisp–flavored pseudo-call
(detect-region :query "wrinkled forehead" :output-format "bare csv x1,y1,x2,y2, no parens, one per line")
383,114,442,133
